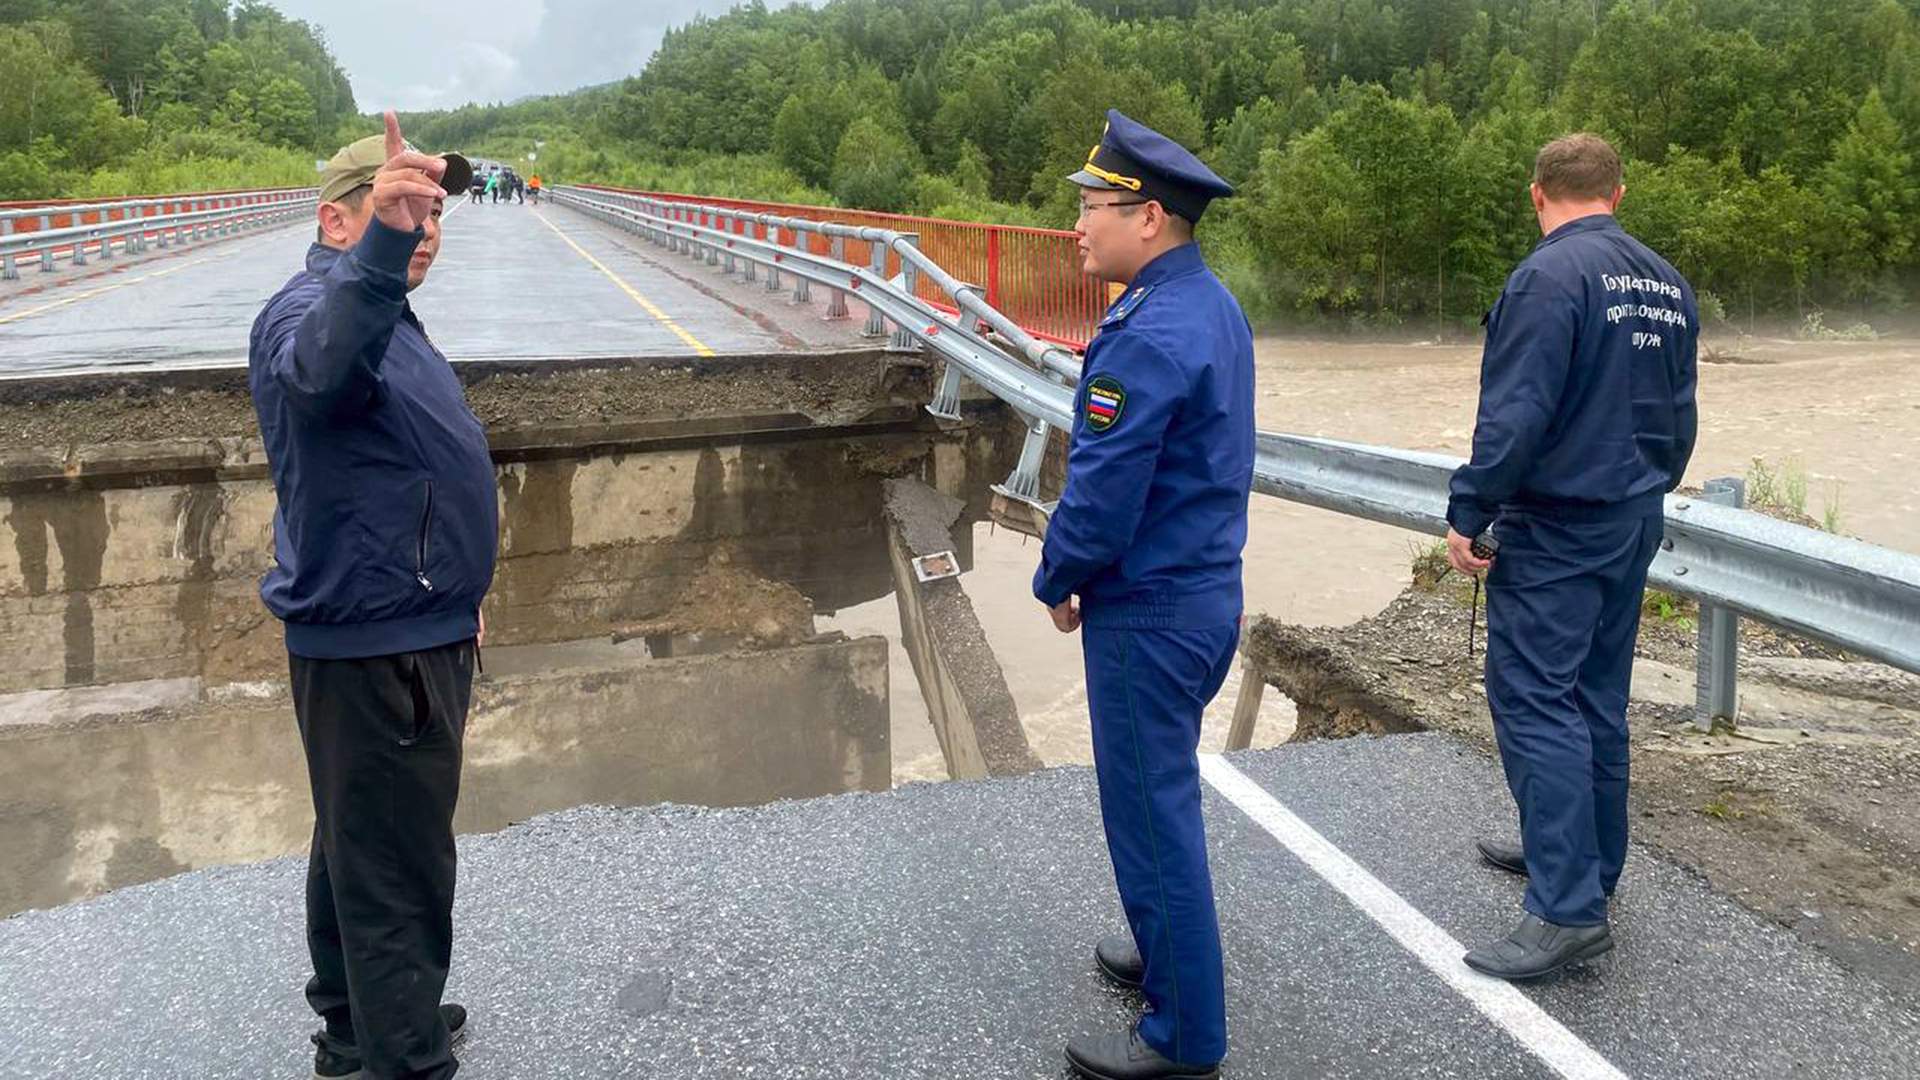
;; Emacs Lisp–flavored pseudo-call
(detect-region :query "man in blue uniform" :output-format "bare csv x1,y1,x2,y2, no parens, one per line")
1445,133,1698,980
1036,110,1252,1080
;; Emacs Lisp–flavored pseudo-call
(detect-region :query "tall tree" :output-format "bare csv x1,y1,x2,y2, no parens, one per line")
1819,88,1919,304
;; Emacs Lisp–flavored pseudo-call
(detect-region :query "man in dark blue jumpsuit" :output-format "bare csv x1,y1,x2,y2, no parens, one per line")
1445,133,1698,980
1035,110,1252,1080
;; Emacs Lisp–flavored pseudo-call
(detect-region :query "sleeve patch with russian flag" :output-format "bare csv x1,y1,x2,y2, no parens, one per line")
1084,375,1127,433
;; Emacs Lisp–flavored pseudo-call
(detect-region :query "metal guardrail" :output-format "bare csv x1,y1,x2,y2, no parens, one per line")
573,183,1106,349
0,189,316,280
1255,434,1920,677
552,186,1920,707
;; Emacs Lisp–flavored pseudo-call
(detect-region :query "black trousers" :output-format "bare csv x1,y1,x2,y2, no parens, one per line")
292,640,475,1080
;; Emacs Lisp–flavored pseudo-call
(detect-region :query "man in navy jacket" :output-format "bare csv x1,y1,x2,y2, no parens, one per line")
250,112,494,1080
1037,110,1252,1080
1446,133,1698,980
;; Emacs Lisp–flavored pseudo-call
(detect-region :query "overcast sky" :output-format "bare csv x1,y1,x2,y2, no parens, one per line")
273,1,821,113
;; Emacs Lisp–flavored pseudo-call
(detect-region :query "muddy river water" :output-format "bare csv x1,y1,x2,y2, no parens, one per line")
823,336,1920,782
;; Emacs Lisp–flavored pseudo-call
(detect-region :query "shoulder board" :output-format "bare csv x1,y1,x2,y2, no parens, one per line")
1098,283,1157,329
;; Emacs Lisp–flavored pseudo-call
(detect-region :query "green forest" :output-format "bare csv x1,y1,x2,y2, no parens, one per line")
0,0,366,198
7,0,1920,331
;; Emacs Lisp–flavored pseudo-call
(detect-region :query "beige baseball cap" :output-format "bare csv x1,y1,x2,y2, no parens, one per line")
318,134,473,205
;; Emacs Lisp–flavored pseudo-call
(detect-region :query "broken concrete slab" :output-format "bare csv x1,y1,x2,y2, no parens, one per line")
882,478,1041,780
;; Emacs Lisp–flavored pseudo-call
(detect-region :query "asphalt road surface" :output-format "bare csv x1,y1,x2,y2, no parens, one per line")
0,194,865,377
3,732,1915,1079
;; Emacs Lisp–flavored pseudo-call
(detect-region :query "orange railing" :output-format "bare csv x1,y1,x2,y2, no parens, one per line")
0,188,316,265
578,185,1106,351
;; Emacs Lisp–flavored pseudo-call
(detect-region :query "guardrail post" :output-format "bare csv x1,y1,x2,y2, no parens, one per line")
765,223,783,292
792,227,812,303
157,202,172,248
888,233,923,353
863,238,888,337
826,236,849,318
2,215,15,280
741,221,758,283
1693,478,1745,731
71,226,89,266
38,213,54,271
998,418,1053,501
708,213,723,267
927,361,967,421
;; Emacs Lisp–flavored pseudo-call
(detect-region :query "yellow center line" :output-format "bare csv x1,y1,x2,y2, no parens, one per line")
0,230,281,327
530,209,716,356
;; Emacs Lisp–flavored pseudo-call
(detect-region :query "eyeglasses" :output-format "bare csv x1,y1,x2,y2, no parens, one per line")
1078,199,1148,217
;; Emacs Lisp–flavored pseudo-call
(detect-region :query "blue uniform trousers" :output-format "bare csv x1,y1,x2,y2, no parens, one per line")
1484,511,1662,927
1083,622,1238,1067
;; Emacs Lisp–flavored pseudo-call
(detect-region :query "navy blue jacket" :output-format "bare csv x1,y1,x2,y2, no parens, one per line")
1034,243,1255,629
248,218,498,659
1448,214,1699,539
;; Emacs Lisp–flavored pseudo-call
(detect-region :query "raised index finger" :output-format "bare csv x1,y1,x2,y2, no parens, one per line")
384,110,404,161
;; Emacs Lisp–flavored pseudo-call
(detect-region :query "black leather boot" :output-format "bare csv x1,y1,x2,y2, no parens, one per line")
1065,1027,1219,1080
1476,838,1527,876
1095,933,1144,990
1464,914,1612,980
309,1004,467,1080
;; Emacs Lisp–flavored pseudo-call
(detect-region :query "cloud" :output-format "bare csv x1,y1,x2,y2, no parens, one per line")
272,0,822,112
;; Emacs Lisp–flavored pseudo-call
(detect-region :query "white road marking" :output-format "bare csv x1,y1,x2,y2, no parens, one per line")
1199,754,1630,1080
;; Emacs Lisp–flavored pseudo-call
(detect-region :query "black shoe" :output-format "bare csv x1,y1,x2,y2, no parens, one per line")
309,1031,359,1080
1065,1027,1219,1080
1476,840,1621,899
1095,933,1144,990
310,1004,469,1079
1463,914,1612,981
1476,839,1527,877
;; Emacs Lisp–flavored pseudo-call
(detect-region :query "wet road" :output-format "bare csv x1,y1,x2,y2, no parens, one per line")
0,193,863,375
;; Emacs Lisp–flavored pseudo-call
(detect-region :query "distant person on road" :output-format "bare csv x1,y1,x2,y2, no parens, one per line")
527,174,542,204
1446,133,1699,981
1035,109,1249,1080
248,111,496,1080
468,171,484,205
512,173,525,204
